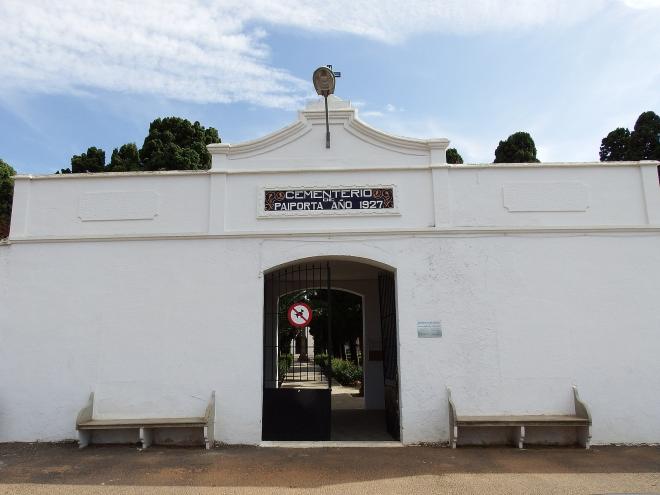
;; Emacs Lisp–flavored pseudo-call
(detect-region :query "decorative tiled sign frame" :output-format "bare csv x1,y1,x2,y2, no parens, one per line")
258,184,400,218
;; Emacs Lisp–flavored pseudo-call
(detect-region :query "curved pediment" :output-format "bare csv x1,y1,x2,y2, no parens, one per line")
208,96,449,171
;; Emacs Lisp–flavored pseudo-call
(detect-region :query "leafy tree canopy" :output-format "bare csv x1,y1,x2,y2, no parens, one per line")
446,148,464,164
599,128,631,161
140,117,220,171
71,146,106,173
63,117,221,174
600,111,660,162
0,158,17,239
108,143,141,172
277,288,362,363
494,131,540,163
628,111,660,161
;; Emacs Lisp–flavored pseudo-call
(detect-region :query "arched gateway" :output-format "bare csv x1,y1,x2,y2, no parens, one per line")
262,258,400,441
1,96,659,446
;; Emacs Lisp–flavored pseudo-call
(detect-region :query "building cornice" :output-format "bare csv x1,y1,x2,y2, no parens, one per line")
206,96,450,162
13,160,660,181
6,225,660,245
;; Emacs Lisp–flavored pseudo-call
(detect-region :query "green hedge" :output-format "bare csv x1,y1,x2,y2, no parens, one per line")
314,353,329,368
330,358,362,386
278,354,293,379
313,354,362,386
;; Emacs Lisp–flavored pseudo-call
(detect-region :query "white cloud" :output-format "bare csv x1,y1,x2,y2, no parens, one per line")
361,111,385,118
359,102,404,119
0,0,653,108
621,0,660,8
0,0,311,109
248,0,616,42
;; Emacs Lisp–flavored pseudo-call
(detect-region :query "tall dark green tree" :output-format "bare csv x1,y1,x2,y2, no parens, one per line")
71,146,106,173
600,111,660,162
628,111,660,161
446,148,464,164
140,117,221,171
494,132,540,163
108,143,141,172
599,128,631,161
0,158,16,239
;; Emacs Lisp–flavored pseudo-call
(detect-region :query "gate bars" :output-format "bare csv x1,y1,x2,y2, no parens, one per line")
263,262,332,390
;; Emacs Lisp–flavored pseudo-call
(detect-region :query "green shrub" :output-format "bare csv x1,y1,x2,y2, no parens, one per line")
314,353,329,368
278,354,293,379
331,358,362,386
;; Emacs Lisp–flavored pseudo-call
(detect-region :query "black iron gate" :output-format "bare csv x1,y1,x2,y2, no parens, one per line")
378,271,400,440
262,262,332,440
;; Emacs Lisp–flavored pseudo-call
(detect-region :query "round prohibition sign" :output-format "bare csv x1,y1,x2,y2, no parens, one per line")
287,302,313,328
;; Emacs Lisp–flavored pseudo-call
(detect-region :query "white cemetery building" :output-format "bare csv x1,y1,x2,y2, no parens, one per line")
1,95,659,448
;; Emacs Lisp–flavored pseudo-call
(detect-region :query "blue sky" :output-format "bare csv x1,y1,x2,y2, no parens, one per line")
0,0,658,174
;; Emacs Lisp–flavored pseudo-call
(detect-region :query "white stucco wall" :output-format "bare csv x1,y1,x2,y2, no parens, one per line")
2,233,659,444
1,97,659,445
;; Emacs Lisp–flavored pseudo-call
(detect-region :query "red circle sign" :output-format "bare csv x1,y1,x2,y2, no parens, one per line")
287,302,313,328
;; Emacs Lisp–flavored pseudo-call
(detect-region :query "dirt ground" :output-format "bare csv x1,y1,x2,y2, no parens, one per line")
0,443,659,494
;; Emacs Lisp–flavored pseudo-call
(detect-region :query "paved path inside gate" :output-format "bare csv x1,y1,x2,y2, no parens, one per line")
1,443,659,494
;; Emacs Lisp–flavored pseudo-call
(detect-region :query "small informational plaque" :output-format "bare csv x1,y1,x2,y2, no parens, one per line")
259,185,398,217
417,321,442,338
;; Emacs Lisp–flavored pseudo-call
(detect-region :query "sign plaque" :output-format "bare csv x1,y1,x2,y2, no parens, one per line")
259,185,398,217
417,321,442,338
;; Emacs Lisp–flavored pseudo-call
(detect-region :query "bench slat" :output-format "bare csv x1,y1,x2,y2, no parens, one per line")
457,414,590,427
77,417,206,430
76,390,215,449
447,386,592,449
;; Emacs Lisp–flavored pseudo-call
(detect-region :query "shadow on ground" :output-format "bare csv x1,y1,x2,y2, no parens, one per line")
0,443,659,488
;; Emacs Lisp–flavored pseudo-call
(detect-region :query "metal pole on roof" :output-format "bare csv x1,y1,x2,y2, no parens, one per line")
312,65,341,149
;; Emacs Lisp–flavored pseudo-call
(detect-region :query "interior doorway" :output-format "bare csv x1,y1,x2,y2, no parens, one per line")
262,258,400,442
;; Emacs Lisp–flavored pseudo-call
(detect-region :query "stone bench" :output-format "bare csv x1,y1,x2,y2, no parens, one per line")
447,386,591,449
76,390,215,449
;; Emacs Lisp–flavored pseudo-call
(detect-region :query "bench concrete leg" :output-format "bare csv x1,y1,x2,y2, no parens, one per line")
139,428,153,449
204,423,215,450
512,426,525,449
578,426,591,449
78,430,91,449
450,425,458,449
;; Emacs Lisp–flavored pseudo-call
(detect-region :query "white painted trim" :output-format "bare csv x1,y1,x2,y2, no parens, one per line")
208,121,311,160
640,164,660,225
14,170,211,180
257,184,400,218
227,166,432,175
205,100,448,160
343,115,448,155
259,441,403,448
7,225,660,245
440,161,660,169
13,161,659,181
220,161,660,174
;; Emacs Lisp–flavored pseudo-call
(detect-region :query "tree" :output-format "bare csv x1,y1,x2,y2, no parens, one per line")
276,288,363,365
108,143,141,172
599,128,631,161
64,117,221,174
71,146,106,173
600,111,660,162
446,148,464,164
0,159,16,239
140,117,220,171
628,111,660,161
494,131,540,163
